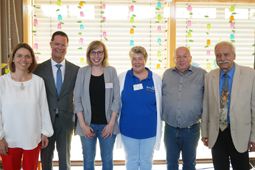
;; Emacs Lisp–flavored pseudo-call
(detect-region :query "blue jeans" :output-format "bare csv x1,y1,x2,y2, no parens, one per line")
164,122,200,170
121,134,156,170
80,124,116,170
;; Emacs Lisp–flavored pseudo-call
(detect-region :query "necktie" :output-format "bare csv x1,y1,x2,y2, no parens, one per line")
56,64,62,95
219,73,229,131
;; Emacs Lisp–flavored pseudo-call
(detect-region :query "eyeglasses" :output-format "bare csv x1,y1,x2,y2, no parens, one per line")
90,51,104,56
53,43,68,49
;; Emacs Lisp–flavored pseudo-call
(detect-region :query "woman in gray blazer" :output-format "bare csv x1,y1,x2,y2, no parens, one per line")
73,40,121,170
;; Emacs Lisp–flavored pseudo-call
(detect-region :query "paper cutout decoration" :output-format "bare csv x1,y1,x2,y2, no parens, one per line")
80,58,84,63
206,50,210,55
57,0,61,6
130,40,134,46
230,22,235,28
130,5,134,12
187,5,192,12
187,20,191,27
157,2,162,8
58,14,62,21
79,1,83,7
230,15,234,21
34,19,38,26
34,43,38,49
103,31,107,37
130,17,134,23
207,24,211,30
130,28,134,34
36,56,39,61
157,38,161,43
157,26,161,31
79,38,83,44
187,46,190,50
187,32,192,38
80,24,84,30
157,51,161,57
230,34,234,39
102,17,106,21
102,4,106,10
157,64,160,69
206,39,211,45
1,63,7,69
158,15,162,21
80,11,84,17
5,69,9,73
206,63,211,69
230,6,235,12
57,23,62,29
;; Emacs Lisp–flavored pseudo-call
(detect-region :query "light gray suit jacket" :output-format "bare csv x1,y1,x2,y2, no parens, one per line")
73,66,121,135
201,64,255,153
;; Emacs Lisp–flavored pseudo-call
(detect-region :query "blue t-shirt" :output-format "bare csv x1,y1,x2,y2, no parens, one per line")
120,68,157,139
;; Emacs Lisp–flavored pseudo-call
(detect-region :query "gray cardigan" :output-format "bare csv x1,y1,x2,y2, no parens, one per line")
73,66,121,135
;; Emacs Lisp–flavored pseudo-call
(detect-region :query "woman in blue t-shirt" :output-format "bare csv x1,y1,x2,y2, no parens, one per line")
118,46,162,170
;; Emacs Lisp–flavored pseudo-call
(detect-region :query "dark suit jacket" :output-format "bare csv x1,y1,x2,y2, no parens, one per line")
34,59,79,132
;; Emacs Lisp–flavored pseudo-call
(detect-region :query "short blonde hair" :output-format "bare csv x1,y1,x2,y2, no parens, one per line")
86,41,109,67
8,43,37,73
129,46,148,62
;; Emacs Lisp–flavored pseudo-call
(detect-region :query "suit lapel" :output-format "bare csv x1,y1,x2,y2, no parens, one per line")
59,60,72,96
230,64,242,111
212,69,220,110
44,60,58,95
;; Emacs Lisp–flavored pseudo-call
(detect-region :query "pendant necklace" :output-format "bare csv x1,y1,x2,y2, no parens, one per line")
20,83,25,90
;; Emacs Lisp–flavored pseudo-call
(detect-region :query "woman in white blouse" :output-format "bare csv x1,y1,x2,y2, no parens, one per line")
0,43,53,170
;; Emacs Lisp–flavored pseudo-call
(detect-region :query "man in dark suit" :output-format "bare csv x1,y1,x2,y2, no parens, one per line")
34,31,79,170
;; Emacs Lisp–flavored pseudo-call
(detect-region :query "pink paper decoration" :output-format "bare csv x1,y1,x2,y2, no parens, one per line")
80,11,84,17
187,20,191,27
102,17,106,21
206,50,210,55
34,19,38,26
103,31,107,37
79,38,83,44
57,23,62,29
102,4,106,10
230,22,235,28
34,43,38,49
36,56,39,61
187,5,192,12
157,26,161,31
130,5,134,12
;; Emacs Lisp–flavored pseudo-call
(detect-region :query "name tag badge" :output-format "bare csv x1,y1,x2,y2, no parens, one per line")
105,82,113,89
133,83,143,91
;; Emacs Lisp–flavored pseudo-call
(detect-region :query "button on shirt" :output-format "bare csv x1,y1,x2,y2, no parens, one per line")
219,63,235,124
162,66,207,128
51,58,65,86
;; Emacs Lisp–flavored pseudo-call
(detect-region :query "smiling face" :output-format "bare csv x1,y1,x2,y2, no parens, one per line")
215,43,236,73
50,35,68,63
131,53,146,74
12,48,32,72
173,47,192,75
89,45,104,67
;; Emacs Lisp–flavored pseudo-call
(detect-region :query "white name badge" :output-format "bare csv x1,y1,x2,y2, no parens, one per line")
133,83,143,91
105,82,113,89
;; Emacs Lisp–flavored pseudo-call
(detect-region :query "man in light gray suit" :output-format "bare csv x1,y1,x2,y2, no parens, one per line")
34,31,79,170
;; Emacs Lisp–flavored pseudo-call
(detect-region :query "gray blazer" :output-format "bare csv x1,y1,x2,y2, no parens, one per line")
34,59,79,132
73,66,121,135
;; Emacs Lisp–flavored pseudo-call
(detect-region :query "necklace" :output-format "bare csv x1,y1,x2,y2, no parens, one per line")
20,83,25,90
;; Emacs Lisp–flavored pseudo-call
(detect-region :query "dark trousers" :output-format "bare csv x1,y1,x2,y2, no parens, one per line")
212,126,249,170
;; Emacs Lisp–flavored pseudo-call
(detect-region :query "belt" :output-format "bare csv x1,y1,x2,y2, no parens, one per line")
172,121,200,129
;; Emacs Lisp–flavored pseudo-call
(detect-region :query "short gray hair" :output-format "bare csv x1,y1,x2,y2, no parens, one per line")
214,41,235,54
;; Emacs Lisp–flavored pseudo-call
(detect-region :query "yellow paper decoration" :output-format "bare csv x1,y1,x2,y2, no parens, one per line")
80,58,84,63
206,39,211,45
5,69,9,73
157,64,160,69
230,6,235,12
1,63,7,69
206,63,211,69
130,28,134,34
207,24,211,30
187,46,190,51
130,17,134,23
187,32,192,38
57,0,61,6
158,15,162,21
157,51,161,57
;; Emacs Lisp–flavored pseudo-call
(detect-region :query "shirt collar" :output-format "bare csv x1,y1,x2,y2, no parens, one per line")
128,67,152,80
51,58,66,68
220,63,235,79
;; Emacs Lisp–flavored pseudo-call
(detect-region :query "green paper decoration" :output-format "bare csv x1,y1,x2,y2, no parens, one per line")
187,32,192,38
158,15,162,21
80,58,84,63
230,6,235,12
57,0,61,6
157,51,161,57
207,24,211,30
130,17,134,23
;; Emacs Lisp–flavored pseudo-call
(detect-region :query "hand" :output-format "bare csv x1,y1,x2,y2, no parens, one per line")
81,125,96,139
248,141,255,152
101,123,114,139
0,138,8,155
201,137,209,147
41,134,49,149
